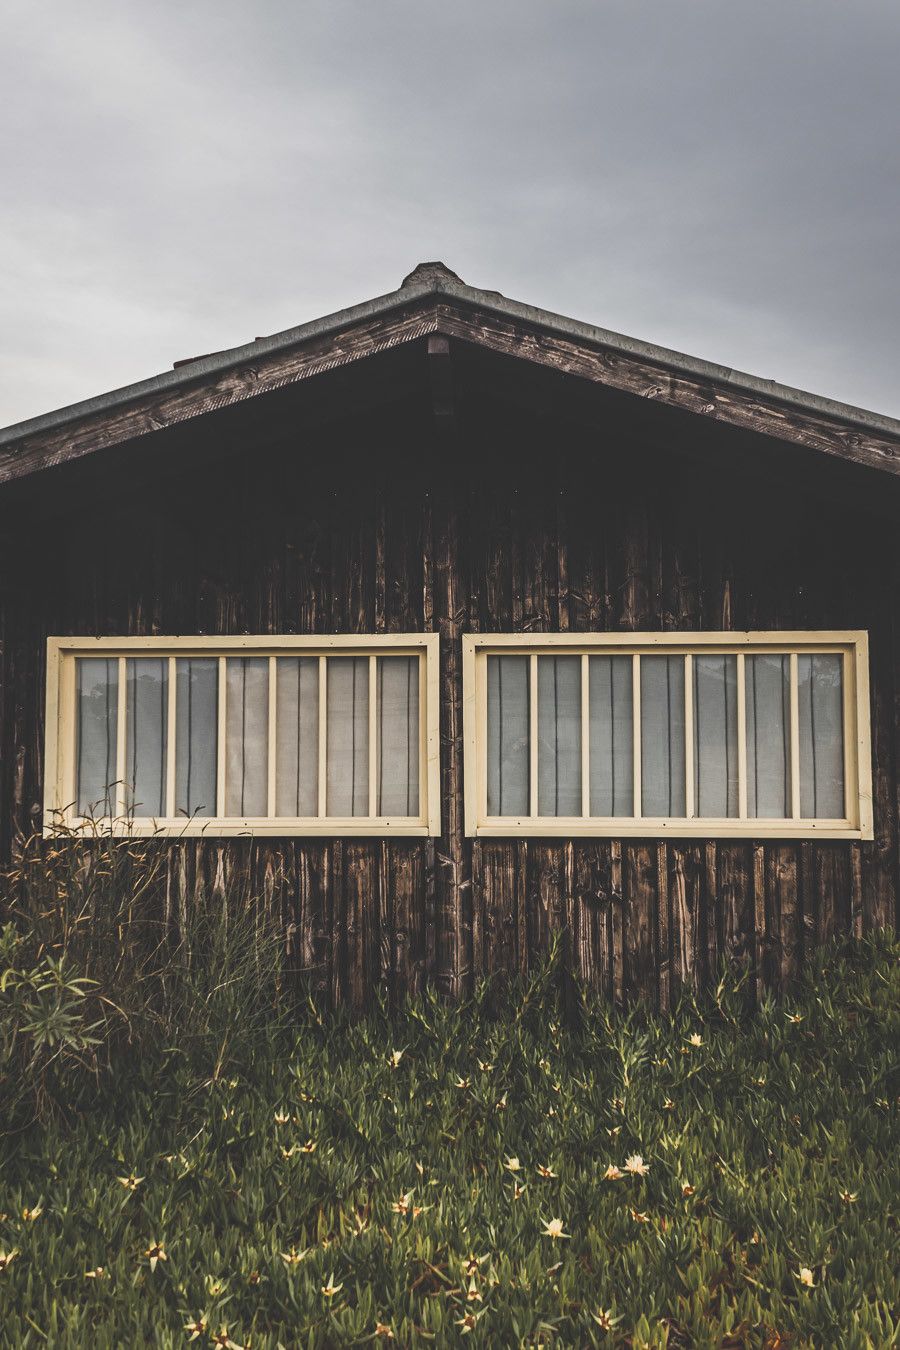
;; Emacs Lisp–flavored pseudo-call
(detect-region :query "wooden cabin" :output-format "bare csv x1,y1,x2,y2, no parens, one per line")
1,261,898,1007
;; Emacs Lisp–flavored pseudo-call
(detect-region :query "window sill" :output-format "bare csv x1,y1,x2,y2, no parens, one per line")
44,817,435,839
470,818,871,841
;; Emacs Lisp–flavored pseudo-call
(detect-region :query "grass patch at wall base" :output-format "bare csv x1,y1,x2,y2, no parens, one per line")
1,929,898,1347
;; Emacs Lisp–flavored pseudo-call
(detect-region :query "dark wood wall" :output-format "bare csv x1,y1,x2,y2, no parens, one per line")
1,384,897,1008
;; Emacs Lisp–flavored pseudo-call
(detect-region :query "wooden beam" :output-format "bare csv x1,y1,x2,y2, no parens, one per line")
3,298,899,489
427,334,454,421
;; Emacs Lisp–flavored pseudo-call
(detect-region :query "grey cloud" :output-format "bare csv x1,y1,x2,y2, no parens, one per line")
1,0,898,425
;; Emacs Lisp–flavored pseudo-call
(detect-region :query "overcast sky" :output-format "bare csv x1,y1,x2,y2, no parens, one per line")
2,0,898,428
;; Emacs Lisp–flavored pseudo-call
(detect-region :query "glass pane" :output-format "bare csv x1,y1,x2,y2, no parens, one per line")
225,658,269,817
377,656,419,817
692,654,738,817
76,658,118,817
125,658,167,817
537,656,581,816
746,654,791,818
589,656,633,816
175,658,217,818
798,654,844,818
326,657,369,816
276,657,319,817
487,655,529,816
641,656,686,816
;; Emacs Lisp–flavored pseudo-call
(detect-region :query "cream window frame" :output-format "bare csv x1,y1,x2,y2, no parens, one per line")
44,634,440,838
462,631,873,840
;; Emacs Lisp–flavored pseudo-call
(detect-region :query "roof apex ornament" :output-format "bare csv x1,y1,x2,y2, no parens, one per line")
400,261,464,289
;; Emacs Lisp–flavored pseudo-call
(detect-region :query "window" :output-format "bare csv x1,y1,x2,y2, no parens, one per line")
44,636,440,837
462,633,872,839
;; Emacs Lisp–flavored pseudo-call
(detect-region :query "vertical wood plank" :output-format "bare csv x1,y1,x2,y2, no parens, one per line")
850,843,864,940
719,844,752,971
432,476,469,996
656,841,671,1012
768,845,800,993
752,842,767,1001
670,845,700,994
610,839,624,1006
625,843,656,1004
703,841,718,986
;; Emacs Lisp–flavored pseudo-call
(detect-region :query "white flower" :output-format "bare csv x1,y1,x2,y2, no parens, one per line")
798,1266,815,1288
504,1155,522,1173
592,1309,620,1331
280,1247,310,1266
541,1217,569,1239
624,1154,650,1176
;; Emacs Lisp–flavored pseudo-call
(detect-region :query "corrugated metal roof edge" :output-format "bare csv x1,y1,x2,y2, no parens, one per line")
2,266,899,451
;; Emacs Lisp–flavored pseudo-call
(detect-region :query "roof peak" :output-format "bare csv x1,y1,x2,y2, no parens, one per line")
400,260,464,289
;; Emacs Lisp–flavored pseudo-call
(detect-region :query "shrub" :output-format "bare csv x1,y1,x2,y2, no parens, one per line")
0,833,286,1124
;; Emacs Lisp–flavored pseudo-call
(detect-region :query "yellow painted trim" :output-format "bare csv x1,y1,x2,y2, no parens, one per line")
462,636,477,837
44,634,441,839
464,630,873,841
42,637,62,825
854,632,873,837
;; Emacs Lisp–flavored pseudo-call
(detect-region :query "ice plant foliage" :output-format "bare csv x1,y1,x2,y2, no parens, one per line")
0,898,898,1346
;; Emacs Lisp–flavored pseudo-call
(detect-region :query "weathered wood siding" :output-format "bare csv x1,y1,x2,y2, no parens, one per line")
1,395,897,1008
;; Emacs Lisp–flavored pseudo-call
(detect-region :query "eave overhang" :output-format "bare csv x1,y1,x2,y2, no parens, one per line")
1,261,899,486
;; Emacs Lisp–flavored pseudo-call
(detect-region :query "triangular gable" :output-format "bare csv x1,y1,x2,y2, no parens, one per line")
1,261,898,486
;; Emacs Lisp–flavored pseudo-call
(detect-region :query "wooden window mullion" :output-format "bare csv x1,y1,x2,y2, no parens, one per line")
368,654,378,817
529,653,538,818
317,655,327,818
165,656,177,818
216,657,227,818
114,655,127,821
736,653,748,819
632,652,642,820
684,653,694,819
267,655,277,819
580,651,590,819
789,651,801,820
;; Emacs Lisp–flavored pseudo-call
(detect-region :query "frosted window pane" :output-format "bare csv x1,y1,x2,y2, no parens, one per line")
537,656,581,815
641,656,686,816
327,657,369,816
76,658,118,817
377,656,419,816
589,656,633,816
693,654,738,817
125,658,167,817
746,655,791,817
798,654,844,818
275,657,319,817
175,658,217,818
225,658,268,817
487,656,529,816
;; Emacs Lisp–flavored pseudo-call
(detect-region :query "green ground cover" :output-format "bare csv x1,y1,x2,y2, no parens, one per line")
0,847,897,1347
